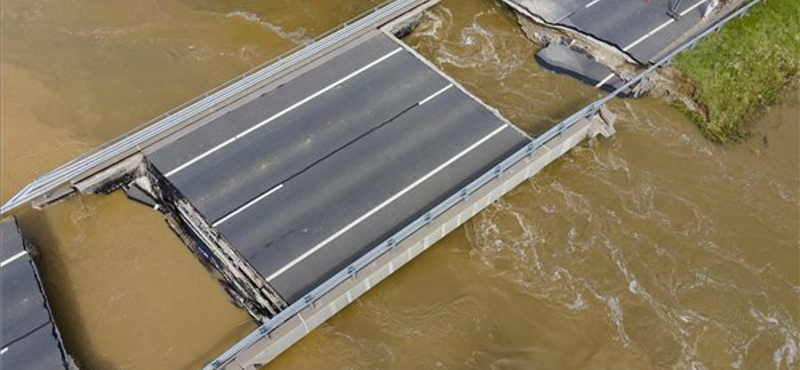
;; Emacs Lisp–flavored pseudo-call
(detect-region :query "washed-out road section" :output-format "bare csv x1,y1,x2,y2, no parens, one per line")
145,33,529,305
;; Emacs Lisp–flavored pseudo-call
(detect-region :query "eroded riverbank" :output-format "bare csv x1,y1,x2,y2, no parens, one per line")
673,0,800,142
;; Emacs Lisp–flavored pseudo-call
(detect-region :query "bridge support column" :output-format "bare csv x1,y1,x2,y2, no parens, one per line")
588,106,617,139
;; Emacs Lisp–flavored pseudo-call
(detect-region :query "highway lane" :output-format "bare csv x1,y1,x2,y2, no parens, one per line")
217,87,526,302
146,33,529,303
507,0,713,64
146,34,399,178
623,1,707,63
159,50,449,223
565,0,672,48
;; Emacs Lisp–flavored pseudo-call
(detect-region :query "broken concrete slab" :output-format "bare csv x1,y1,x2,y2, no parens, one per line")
535,43,631,95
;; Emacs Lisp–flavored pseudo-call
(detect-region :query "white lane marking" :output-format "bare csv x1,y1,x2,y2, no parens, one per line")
624,19,675,51
0,347,7,355
266,124,509,282
166,137,236,177
419,84,454,106
1,250,27,268
623,0,708,52
595,73,616,88
585,0,604,8
213,184,284,227
680,0,709,16
165,47,405,178
211,83,452,227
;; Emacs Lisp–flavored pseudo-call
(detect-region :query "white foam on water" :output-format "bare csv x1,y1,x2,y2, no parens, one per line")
225,11,312,46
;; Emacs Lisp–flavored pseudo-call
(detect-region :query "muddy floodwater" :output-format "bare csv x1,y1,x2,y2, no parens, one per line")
1,0,797,370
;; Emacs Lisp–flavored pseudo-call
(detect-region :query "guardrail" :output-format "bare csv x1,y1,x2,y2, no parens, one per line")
0,0,429,215
203,0,765,368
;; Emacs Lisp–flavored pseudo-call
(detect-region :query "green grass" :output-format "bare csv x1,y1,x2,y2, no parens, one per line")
673,0,800,143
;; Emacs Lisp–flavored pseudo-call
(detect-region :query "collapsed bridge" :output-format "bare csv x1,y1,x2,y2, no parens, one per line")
140,31,530,319
1,0,625,368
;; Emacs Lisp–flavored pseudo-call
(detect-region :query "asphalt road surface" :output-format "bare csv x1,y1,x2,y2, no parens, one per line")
511,0,713,64
147,33,529,303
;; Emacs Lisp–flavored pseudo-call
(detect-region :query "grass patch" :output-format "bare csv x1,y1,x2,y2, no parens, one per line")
673,0,800,143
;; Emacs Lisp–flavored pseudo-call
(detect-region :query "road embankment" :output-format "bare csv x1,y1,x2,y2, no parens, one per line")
672,0,799,142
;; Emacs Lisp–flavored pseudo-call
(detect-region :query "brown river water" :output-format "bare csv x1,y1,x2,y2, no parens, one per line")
1,0,797,370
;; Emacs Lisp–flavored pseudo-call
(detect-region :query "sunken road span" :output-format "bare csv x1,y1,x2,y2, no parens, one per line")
144,32,529,314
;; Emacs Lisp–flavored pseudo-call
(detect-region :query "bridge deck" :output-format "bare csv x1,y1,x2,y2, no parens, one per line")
145,32,528,305
1,218,73,370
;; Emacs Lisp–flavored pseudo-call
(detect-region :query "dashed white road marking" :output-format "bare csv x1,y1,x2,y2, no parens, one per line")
1,251,27,268
595,73,616,88
419,84,453,106
680,0,710,17
585,0,605,8
212,184,285,227
624,0,708,52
